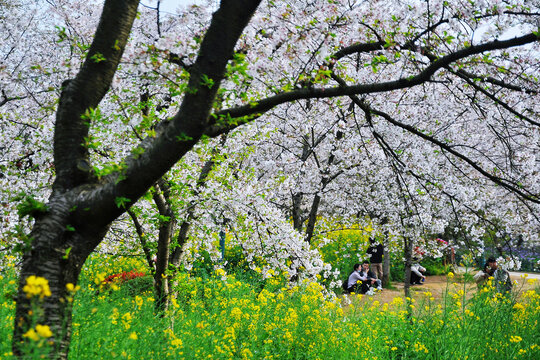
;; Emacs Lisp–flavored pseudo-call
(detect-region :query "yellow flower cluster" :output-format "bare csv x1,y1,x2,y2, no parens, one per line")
23,324,53,341
509,335,522,343
23,276,52,299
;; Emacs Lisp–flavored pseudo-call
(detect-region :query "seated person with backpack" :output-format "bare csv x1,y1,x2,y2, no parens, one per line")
344,262,382,294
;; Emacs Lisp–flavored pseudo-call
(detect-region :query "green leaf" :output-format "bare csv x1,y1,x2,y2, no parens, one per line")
89,52,106,63
200,74,214,89
63,247,72,260
15,193,48,218
115,197,131,209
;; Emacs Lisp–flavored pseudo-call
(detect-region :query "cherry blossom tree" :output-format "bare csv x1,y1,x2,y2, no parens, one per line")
2,0,539,357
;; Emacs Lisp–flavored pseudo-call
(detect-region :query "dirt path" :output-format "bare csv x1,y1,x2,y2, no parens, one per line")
347,274,538,305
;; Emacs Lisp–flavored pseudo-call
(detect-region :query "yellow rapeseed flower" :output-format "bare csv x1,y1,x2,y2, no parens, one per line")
22,329,40,341
171,338,183,347
129,332,138,340
65,283,80,292
22,324,52,341
509,336,522,343
35,324,53,338
23,276,52,299
215,268,226,277
447,272,454,279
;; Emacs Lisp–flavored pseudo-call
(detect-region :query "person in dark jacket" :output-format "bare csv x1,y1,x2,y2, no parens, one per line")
359,261,383,292
366,238,384,281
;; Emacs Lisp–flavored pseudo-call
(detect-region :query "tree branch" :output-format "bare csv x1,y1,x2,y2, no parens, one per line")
206,33,539,136
53,0,140,190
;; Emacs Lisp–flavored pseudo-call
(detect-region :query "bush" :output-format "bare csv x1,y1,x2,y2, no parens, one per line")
421,258,451,276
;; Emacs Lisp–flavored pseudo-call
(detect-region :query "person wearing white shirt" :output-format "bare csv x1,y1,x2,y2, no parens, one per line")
410,263,426,285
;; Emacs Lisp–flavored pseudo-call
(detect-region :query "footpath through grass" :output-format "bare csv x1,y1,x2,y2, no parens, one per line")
1,256,540,359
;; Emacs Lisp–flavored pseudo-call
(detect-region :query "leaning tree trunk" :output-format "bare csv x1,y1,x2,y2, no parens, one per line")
127,208,155,272
170,134,226,267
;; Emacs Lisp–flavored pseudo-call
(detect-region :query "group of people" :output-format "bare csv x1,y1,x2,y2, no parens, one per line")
344,239,513,296
345,262,383,295
345,239,384,295
473,257,513,293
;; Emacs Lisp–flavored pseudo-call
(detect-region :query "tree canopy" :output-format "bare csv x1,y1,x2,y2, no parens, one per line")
1,0,538,358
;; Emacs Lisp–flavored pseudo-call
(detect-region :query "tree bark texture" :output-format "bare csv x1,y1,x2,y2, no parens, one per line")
153,180,175,314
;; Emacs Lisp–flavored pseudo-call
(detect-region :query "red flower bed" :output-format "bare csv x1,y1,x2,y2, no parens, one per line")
104,270,146,284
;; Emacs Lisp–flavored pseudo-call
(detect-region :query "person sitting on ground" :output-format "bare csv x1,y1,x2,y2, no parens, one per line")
473,258,495,288
410,261,426,285
346,263,365,293
359,261,383,292
490,257,513,294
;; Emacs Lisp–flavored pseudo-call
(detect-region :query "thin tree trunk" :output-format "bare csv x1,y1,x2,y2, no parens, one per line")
169,135,226,266
152,179,175,314
127,208,155,272
382,244,390,287
291,192,304,232
403,236,413,299
304,194,321,243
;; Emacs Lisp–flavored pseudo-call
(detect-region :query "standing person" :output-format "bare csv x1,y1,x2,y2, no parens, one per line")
410,261,426,285
366,237,384,281
359,261,383,292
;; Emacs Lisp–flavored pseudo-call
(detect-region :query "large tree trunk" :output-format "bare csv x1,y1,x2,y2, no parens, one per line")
12,196,108,359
